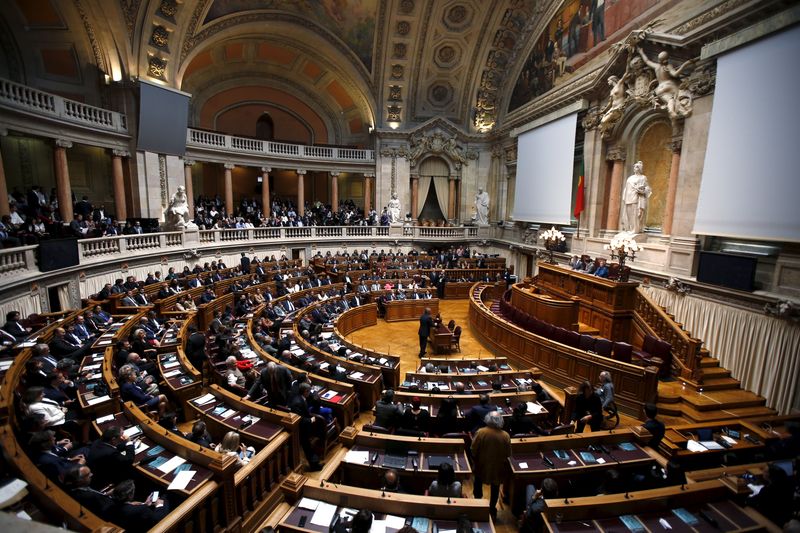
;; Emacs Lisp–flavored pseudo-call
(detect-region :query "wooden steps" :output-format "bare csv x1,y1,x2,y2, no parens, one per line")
699,356,719,368
656,401,776,423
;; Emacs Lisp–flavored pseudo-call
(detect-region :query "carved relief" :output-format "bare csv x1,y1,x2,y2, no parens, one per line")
393,43,407,59
148,56,167,79
443,4,472,31
387,105,402,122
158,154,168,207
151,25,169,48
397,21,411,35
391,64,404,79
405,130,478,169
388,85,402,101
428,83,453,106
399,0,415,15
158,0,178,20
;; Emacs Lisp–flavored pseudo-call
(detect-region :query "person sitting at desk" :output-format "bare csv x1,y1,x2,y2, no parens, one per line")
110,479,169,532
573,380,603,432
520,478,558,533
63,465,113,518
215,431,254,467
186,420,214,449
747,463,795,527
382,469,404,493
400,396,430,434
428,462,462,497
50,327,89,360
118,366,166,418
87,426,136,487
508,402,546,436
595,258,609,278
531,382,552,403
224,356,246,388
434,397,461,436
373,389,403,430
333,510,373,533
466,393,497,433
642,403,665,449
28,429,86,479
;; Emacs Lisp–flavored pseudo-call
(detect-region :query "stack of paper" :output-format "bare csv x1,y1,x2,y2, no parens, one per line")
194,393,216,405
310,501,337,526
157,456,187,474
344,450,370,464
167,470,196,490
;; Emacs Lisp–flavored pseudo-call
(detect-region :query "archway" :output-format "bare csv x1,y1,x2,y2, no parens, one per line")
255,113,275,141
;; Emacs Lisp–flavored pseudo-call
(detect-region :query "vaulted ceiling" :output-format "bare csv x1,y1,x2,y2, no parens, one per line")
0,0,560,142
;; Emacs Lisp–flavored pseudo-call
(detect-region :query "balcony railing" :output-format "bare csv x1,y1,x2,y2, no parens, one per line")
187,128,375,163
0,78,128,134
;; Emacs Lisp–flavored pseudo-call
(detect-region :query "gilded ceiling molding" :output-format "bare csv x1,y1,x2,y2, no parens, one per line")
73,0,106,72
118,0,141,42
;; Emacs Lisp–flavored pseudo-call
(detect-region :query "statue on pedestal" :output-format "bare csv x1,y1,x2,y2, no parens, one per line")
637,47,696,121
165,186,196,230
474,187,490,225
621,161,651,234
387,193,402,225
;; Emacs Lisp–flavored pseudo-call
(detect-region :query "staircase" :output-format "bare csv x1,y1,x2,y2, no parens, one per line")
649,307,776,424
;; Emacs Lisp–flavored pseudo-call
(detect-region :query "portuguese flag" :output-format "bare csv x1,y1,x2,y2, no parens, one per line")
574,164,585,219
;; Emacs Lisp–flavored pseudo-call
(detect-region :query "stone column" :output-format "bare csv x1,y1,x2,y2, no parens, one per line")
261,166,271,218
330,171,339,211
54,139,73,222
447,176,456,220
111,149,129,221
183,159,195,217
0,129,10,217
363,173,374,213
410,174,419,219
662,139,683,236
296,169,306,215
605,145,626,231
223,163,234,216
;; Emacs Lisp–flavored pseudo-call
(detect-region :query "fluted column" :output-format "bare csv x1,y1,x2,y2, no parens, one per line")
363,173,374,213
662,139,683,236
447,176,456,220
410,174,419,219
330,171,339,211
605,145,626,231
111,149,129,221
296,169,306,215
0,129,9,217
183,159,195,218
54,139,73,222
261,166,271,218
223,163,234,215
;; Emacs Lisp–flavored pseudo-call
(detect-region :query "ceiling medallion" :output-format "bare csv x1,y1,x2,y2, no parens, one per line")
428,83,453,106
399,0,415,14
443,4,472,31
393,43,407,59
438,46,455,63
397,21,411,35
391,64,404,79
158,0,177,19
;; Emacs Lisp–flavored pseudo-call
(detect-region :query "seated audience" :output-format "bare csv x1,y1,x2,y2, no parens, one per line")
110,479,170,532
428,461,462,497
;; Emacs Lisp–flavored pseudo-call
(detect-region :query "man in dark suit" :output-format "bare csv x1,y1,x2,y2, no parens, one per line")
288,382,323,471
2,310,30,340
87,426,136,487
244,361,292,407
467,394,498,433
64,465,113,517
50,328,88,360
120,291,137,307
184,325,206,375
30,430,85,479
240,252,251,274
418,307,433,358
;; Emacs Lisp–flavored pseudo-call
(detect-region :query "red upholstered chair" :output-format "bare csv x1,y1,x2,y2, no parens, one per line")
553,327,569,345
633,334,672,377
594,338,613,357
578,334,596,352
612,341,633,363
565,330,581,348
542,323,555,340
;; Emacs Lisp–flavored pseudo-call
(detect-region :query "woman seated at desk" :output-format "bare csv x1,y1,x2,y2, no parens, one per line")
428,462,462,497
215,431,255,468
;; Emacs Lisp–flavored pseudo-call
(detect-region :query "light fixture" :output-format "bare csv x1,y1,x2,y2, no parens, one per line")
387,122,400,130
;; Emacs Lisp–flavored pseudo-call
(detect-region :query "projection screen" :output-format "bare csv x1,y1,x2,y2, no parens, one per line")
512,112,578,224
693,24,800,242
137,80,191,157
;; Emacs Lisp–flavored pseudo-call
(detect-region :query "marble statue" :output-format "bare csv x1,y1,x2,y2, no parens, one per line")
387,193,402,225
598,60,632,138
474,187,490,225
621,161,652,234
166,185,195,230
637,47,695,121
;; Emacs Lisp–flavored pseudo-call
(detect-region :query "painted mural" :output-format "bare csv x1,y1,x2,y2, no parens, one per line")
508,0,664,112
203,0,377,70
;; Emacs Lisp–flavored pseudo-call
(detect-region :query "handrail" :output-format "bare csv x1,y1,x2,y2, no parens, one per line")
0,77,127,134
187,128,375,163
634,288,703,382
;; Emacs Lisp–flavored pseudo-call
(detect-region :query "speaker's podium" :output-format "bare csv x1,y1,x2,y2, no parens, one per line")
38,238,80,272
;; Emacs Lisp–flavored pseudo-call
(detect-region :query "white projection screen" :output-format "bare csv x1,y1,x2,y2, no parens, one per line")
694,25,800,242
513,112,578,224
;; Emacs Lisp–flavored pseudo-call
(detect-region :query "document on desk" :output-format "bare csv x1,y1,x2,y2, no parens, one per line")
321,390,338,400
220,408,237,419
157,456,186,474
370,520,388,533
163,369,182,378
310,501,337,527
349,371,364,379
194,393,216,405
344,450,370,464
476,365,488,372
123,426,142,438
526,402,544,414
133,440,149,454
686,440,707,452
700,440,724,450
384,515,406,530
298,497,320,510
163,361,180,369
167,470,195,490
96,414,115,424
87,395,110,405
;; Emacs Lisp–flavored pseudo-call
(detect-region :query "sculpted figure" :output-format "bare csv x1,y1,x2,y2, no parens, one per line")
637,47,695,120
621,161,651,233
166,186,195,229
598,61,632,138
387,193,402,224
474,187,490,225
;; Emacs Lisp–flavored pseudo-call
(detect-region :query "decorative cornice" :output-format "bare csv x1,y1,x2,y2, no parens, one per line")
55,139,74,149
606,146,627,161
113,149,131,158
224,163,235,170
261,166,272,174
296,169,307,175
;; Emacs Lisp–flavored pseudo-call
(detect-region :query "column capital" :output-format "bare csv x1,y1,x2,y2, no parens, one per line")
224,163,235,170
410,174,419,180
296,169,307,175
113,149,131,158
55,138,73,149
668,138,683,154
261,166,272,174
606,145,626,161
329,171,341,177
183,158,195,166
363,173,375,178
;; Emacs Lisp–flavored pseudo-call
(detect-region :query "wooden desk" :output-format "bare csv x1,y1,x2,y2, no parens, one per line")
536,262,638,340
511,284,580,330
542,479,772,533
659,421,777,466
400,370,543,395
385,298,439,322
429,323,453,354
418,357,511,373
